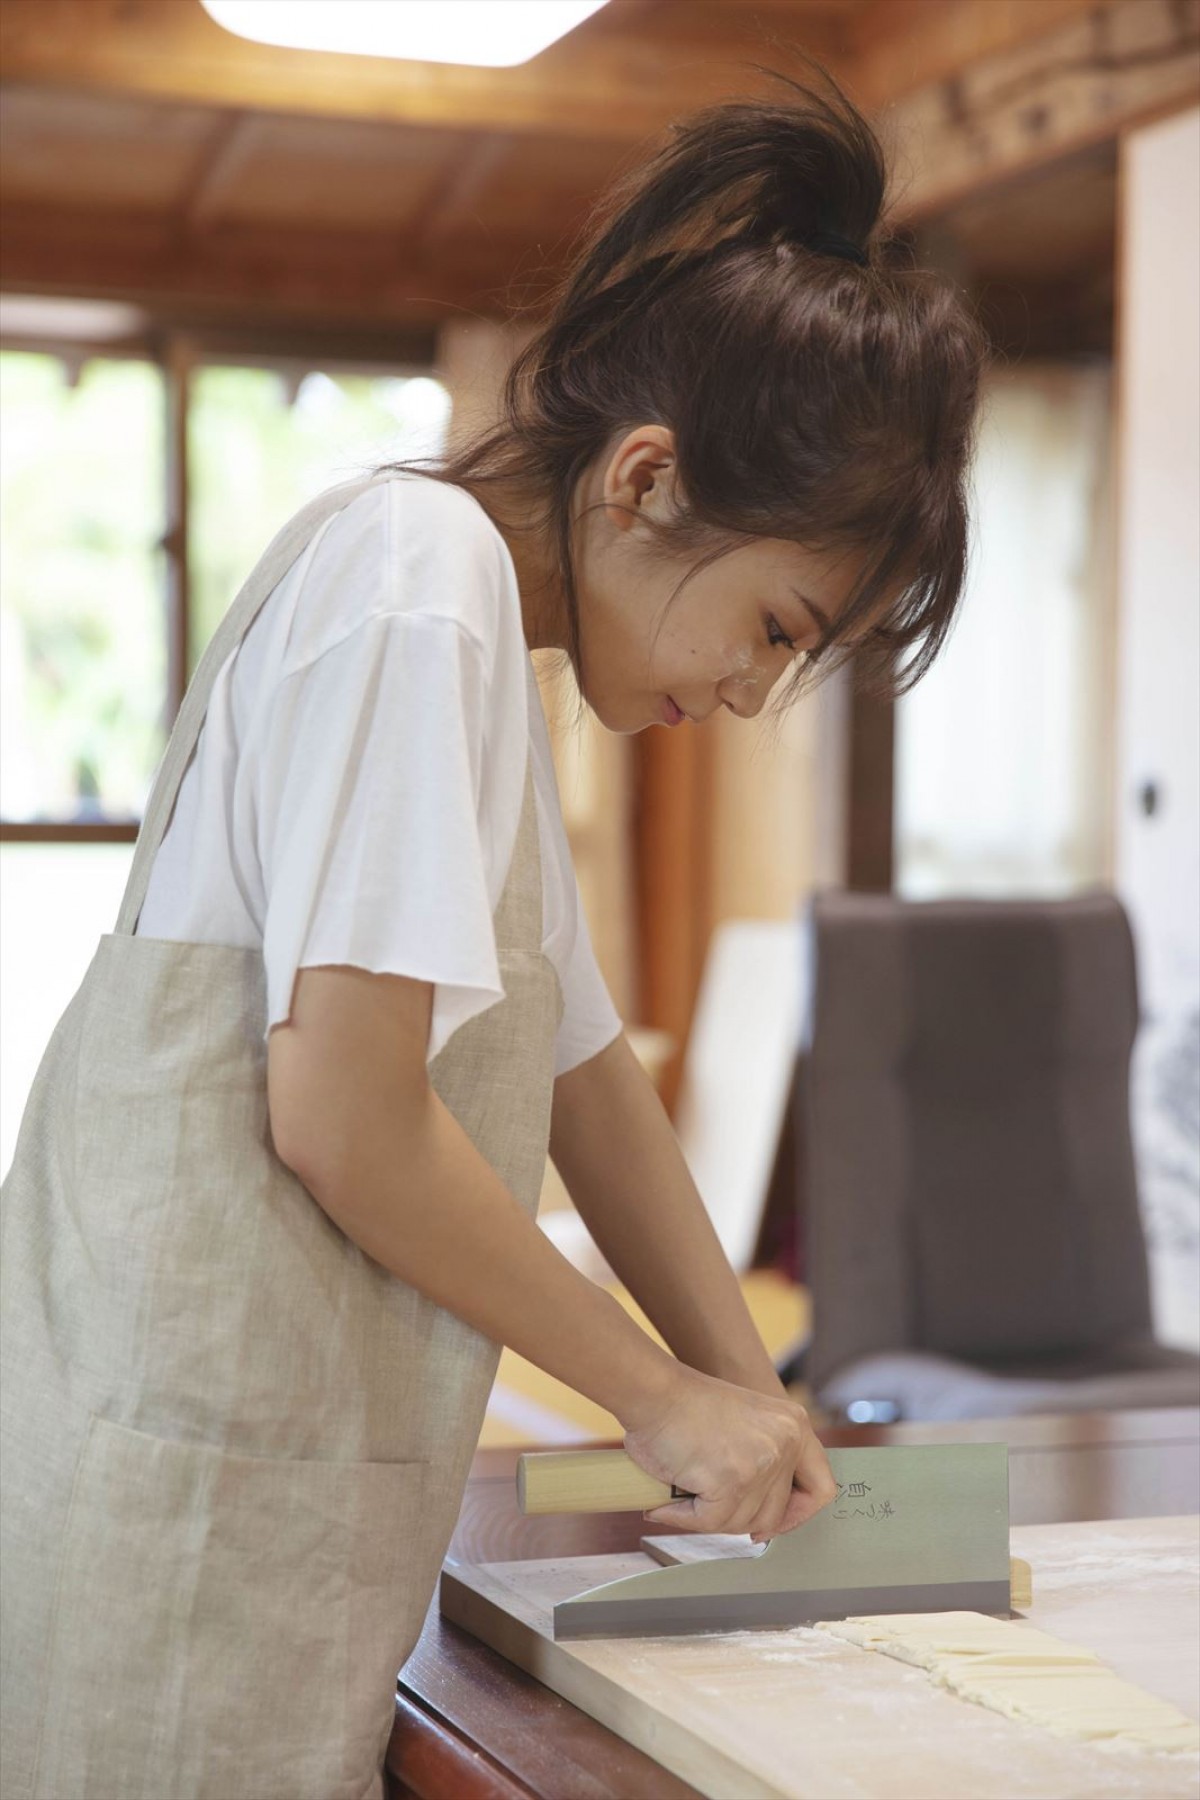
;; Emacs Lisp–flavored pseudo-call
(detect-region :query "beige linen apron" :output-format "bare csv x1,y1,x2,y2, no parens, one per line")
0,476,564,1800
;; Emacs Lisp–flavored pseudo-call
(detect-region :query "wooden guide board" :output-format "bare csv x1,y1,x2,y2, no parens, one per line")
439,1515,1200,1800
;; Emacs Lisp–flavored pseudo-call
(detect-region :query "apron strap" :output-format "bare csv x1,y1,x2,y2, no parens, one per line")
115,475,388,937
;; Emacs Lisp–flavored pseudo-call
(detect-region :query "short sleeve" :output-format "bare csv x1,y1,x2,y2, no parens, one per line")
250,610,510,1061
553,871,624,1077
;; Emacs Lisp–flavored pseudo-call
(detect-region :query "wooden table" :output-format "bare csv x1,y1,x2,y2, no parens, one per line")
385,1408,1200,1800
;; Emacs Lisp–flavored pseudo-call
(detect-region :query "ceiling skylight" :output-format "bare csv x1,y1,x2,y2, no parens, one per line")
199,1,611,69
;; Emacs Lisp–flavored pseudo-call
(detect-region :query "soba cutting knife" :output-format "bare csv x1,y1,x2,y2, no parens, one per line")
517,1443,1017,1640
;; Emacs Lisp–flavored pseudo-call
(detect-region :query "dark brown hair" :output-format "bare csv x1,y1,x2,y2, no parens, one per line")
377,60,988,722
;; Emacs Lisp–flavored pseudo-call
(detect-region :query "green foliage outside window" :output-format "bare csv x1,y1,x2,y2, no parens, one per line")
0,353,166,821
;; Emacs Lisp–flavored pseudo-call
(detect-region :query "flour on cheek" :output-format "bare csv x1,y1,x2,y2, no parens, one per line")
724,644,761,693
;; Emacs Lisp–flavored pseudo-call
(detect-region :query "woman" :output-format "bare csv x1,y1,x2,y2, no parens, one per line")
0,65,985,1800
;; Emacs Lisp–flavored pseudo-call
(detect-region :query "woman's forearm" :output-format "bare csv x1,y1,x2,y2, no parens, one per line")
293,1081,680,1429
549,1034,786,1399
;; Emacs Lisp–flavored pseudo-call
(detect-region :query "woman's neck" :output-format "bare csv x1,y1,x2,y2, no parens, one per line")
458,475,568,652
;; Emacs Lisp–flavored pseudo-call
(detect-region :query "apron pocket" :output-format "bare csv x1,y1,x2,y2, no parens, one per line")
33,1414,428,1800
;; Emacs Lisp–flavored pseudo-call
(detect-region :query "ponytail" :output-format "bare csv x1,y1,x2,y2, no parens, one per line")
558,76,885,308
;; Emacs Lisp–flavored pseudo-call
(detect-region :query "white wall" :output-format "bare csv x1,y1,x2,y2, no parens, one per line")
0,845,134,1179
1115,105,1200,1348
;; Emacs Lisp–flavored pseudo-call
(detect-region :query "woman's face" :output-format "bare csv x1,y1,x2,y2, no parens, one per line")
571,426,868,734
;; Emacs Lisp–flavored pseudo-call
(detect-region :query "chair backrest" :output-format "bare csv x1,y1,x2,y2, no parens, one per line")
800,891,1152,1391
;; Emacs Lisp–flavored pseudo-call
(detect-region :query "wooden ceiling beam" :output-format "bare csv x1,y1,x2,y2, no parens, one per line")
406,132,516,251
884,0,1199,225
0,200,563,325
0,0,744,145
179,112,259,232
847,0,1116,108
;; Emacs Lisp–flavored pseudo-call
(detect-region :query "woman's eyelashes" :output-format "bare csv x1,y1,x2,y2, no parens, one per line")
766,615,798,654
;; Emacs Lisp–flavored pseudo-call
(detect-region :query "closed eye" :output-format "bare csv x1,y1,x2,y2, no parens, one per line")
766,615,797,653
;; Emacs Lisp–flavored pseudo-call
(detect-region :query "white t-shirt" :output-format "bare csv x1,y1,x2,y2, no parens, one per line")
136,473,623,1077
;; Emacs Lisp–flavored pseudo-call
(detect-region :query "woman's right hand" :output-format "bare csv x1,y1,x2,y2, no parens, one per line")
620,1364,837,1542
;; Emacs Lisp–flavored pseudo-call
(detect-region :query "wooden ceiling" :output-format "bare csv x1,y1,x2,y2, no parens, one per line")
0,0,1194,342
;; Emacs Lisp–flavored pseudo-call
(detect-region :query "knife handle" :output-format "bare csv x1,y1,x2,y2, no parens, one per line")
517,1449,693,1514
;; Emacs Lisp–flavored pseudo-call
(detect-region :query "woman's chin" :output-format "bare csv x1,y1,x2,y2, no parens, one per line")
579,683,660,735
584,692,631,733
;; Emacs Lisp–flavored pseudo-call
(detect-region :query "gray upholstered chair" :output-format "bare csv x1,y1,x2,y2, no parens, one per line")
790,890,1200,1422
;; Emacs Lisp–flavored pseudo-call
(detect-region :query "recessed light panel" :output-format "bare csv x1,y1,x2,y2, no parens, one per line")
200,1,610,69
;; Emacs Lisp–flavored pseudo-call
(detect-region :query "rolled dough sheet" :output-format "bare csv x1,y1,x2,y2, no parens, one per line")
816,1612,1200,1754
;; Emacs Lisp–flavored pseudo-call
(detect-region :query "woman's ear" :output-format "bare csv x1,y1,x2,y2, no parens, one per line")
602,424,679,531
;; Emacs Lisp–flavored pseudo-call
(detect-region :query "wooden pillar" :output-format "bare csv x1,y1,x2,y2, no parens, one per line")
162,333,194,720
436,316,532,455
846,684,895,892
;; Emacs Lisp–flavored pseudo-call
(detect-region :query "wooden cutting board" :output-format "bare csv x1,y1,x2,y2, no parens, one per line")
440,1514,1200,1799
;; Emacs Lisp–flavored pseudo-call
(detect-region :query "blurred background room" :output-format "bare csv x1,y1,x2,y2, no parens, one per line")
2,0,1198,1461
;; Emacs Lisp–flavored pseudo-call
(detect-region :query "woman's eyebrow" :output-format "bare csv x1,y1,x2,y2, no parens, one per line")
791,589,833,634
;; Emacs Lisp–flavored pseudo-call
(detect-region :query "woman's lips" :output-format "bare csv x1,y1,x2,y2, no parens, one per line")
662,696,686,726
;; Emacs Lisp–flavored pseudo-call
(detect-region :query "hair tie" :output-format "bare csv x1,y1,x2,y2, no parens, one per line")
806,230,869,268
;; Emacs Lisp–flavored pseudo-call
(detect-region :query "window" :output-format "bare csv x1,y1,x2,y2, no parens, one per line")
1,347,450,826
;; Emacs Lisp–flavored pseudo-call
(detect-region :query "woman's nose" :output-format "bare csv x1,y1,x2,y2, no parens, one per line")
718,667,771,719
